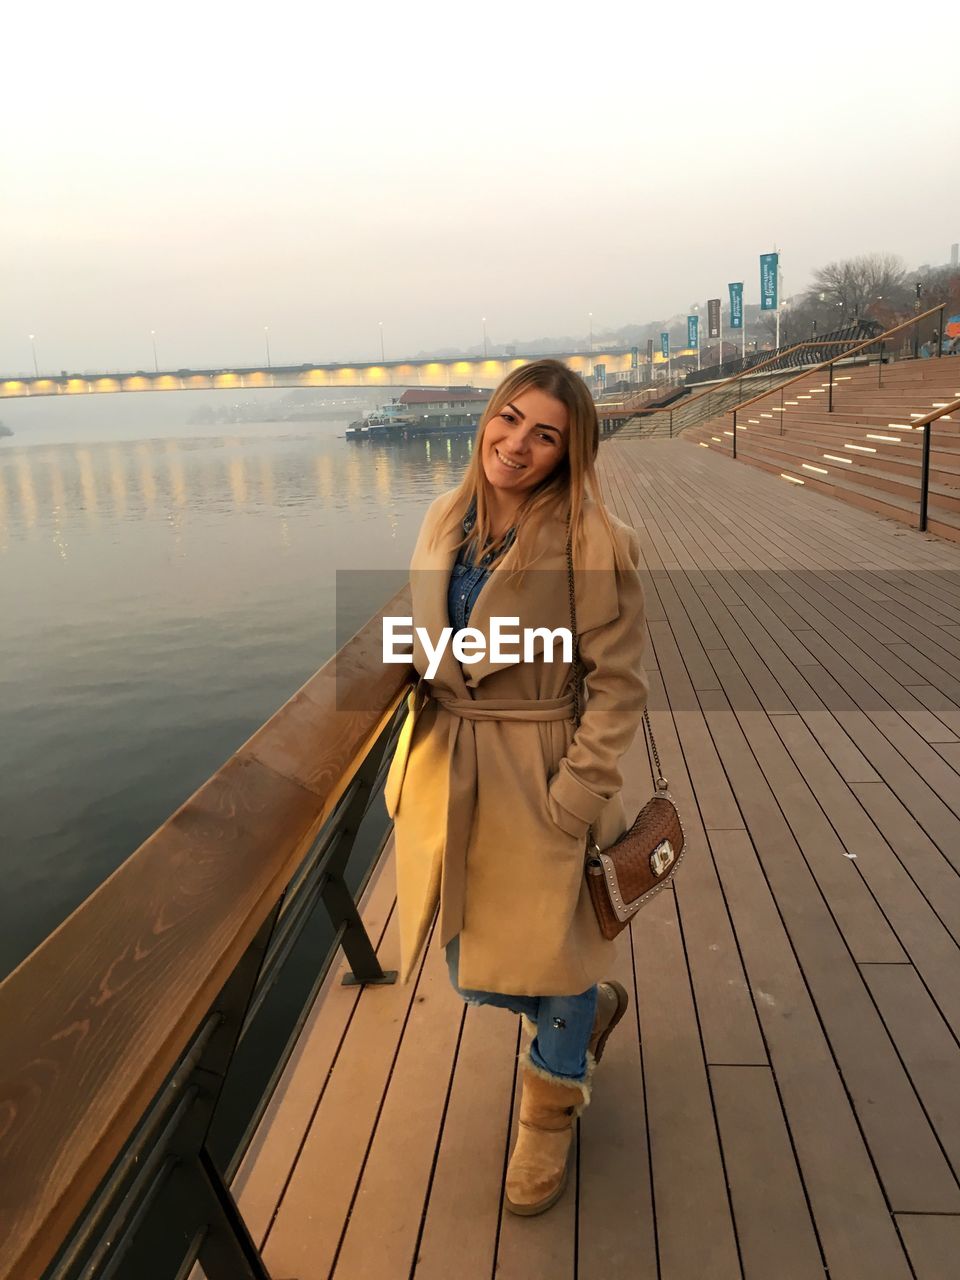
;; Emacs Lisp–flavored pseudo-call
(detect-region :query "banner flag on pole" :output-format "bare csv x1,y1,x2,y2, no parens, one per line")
707,299,721,338
660,331,670,359
729,282,744,329
687,315,699,349
760,253,779,310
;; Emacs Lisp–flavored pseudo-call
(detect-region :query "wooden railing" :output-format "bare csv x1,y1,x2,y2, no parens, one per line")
0,587,417,1280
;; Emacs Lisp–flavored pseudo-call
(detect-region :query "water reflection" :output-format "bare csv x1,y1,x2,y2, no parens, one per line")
0,430,476,539
0,423,476,978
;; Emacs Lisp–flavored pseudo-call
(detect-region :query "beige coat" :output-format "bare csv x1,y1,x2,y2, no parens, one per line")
384,488,648,995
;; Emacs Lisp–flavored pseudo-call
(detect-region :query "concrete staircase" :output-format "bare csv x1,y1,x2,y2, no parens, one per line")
682,358,960,543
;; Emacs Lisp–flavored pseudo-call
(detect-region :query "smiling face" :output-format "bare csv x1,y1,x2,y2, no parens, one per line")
480,386,569,501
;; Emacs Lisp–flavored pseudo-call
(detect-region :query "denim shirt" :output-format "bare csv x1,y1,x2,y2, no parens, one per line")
447,500,517,630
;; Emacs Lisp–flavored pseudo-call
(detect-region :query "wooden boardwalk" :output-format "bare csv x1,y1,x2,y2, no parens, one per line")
228,439,960,1280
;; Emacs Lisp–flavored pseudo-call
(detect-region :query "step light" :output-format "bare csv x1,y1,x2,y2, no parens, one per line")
823,453,853,464
866,434,901,442
798,394,812,399
844,443,876,452
712,436,722,442
802,463,828,474
699,441,709,448
723,430,734,436
781,473,805,484
785,400,799,405
761,412,773,418
748,418,759,424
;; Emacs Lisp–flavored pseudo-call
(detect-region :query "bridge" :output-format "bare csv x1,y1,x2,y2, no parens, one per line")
0,348,689,400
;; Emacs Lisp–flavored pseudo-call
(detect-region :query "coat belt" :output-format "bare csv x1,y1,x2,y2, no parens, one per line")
429,688,576,947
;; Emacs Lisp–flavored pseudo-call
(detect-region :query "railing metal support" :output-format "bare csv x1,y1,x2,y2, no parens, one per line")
878,340,884,387
732,409,737,459
937,305,945,358
321,713,399,986
919,421,932,532
828,364,834,412
190,1147,274,1280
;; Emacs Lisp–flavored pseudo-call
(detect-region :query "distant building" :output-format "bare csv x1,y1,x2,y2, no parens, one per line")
398,387,489,413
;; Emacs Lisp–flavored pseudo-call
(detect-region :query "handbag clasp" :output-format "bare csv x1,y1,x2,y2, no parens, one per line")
650,839,675,877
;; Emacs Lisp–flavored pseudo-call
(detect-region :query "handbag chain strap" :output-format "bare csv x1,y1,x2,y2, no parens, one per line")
565,521,668,793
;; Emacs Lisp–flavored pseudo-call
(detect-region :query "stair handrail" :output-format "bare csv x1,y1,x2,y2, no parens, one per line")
914,395,960,532
627,337,860,424
729,304,948,418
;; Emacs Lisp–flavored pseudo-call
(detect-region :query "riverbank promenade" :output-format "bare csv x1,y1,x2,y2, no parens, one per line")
228,438,960,1280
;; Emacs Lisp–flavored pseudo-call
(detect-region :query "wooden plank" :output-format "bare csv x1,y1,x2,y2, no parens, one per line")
710,1066,825,1280
234,845,399,1245
861,964,960,1180
797,661,960,875
639,671,765,1066
577,930,658,1280
630,887,741,1279
331,923,465,1280
646,620,744,831
699,682,960,1212
769,717,960,1035
896,1215,960,1278
413,1007,518,1280
262,911,428,1280
851,781,960,935
711,828,913,1279
791,626,958,746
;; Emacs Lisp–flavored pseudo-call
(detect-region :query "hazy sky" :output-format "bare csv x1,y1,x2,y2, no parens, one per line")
3,1,957,377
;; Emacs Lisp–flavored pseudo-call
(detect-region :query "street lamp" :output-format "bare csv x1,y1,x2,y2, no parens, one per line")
28,334,38,378
150,329,158,373
914,282,923,358
264,326,272,369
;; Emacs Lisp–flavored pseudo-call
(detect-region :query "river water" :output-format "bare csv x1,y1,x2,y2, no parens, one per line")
0,394,475,980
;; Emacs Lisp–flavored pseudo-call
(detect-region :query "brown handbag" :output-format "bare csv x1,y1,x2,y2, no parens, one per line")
565,529,686,940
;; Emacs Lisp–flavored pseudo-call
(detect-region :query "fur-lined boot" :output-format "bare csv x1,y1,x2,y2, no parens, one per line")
504,1051,593,1217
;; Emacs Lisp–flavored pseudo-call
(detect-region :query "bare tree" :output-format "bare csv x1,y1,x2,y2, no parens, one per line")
807,253,910,320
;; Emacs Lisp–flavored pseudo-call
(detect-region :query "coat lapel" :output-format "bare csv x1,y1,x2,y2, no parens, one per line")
408,492,621,691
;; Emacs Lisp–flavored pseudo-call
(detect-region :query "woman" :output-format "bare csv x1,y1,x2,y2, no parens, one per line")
384,358,648,1216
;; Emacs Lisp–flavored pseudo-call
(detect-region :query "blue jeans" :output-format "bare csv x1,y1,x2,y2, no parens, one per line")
445,934,598,1081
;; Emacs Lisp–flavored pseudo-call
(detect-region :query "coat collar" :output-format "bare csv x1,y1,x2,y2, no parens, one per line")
410,489,619,692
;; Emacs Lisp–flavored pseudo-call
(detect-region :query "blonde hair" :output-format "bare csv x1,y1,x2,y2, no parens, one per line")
436,358,627,574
